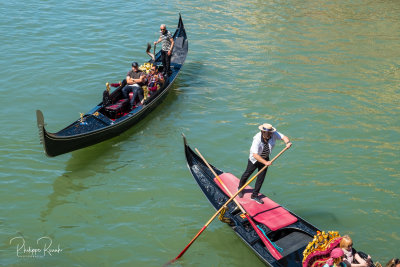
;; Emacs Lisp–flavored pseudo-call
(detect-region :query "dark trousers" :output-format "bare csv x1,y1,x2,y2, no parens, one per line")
121,84,143,107
238,158,269,197
161,50,171,75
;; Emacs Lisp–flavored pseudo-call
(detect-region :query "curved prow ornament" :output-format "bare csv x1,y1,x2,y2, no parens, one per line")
303,231,342,267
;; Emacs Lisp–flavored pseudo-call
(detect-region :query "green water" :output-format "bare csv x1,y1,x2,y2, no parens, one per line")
0,1,399,266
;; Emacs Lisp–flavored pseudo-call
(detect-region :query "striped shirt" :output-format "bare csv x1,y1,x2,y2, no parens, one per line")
249,131,284,164
160,30,173,51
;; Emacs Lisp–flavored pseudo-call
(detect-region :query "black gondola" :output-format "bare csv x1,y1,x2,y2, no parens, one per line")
183,135,318,266
182,136,374,267
36,15,188,157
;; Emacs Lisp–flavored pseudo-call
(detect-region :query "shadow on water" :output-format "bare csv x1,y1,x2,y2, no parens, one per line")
39,62,202,222
177,60,205,87
296,209,340,226
39,145,116,223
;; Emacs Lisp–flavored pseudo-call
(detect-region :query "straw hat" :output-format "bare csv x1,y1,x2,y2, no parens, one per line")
258,123,276,132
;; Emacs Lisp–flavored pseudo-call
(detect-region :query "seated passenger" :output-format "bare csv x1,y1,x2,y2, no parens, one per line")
323,248,347,267
385,259,400,267
146,65,164,97
340,235,371,267
121,62,147,108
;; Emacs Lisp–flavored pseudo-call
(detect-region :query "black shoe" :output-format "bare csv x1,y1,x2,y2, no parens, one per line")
251,195,264,204
237,189,244,198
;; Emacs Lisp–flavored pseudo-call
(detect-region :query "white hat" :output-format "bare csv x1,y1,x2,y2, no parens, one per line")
258,123,276,132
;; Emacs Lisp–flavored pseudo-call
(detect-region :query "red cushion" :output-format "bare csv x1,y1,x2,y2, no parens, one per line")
214,173,298,231
105,99,129,111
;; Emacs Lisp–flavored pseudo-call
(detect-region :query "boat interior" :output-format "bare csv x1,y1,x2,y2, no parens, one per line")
229,204,314,257
98,63,167,121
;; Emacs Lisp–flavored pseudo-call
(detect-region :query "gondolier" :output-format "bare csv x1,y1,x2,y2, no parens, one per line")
238,123,292,204
154,24,174,76
175,136,373,265
178,136,321,265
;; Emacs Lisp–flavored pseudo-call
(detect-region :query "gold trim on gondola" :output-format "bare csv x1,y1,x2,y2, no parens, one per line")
303,231,341,267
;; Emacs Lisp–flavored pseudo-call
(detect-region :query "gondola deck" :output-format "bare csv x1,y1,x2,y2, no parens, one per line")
214,173,298,231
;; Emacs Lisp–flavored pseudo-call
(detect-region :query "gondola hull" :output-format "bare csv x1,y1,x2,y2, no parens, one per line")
183,136,320,267
182,136,375,266
37,84,171,157
36,15,188,157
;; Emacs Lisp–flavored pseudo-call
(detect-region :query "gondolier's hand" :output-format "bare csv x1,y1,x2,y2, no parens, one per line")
286,142,292,149
265,161,272,167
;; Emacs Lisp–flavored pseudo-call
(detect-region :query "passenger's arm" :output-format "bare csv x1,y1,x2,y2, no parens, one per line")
138,73,146,84
353,253,369,267
126,75,133,84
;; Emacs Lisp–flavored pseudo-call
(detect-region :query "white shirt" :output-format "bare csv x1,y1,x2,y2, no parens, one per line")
249,131,285,164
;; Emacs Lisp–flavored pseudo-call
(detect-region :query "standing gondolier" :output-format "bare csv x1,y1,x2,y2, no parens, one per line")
154,24,174,76
238,123,292,204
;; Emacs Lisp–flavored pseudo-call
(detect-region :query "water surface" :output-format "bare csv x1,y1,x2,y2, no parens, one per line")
1,0,399,266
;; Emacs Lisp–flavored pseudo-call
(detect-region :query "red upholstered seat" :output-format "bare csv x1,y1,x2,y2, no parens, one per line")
214,173,298,231
104,99,129,119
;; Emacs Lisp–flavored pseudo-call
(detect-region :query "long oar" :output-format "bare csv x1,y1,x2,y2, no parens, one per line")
167,146,288,265
195,148,283,260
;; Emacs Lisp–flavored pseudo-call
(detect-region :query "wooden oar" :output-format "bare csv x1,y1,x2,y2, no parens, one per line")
194,148,283,260
166,146,288,265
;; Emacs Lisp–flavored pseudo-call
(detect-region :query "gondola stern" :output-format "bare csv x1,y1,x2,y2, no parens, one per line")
36,109,46,145
182,133,192,166
36,110,57,157
182,134,205,173
182,132,188,147
178,13,184,29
